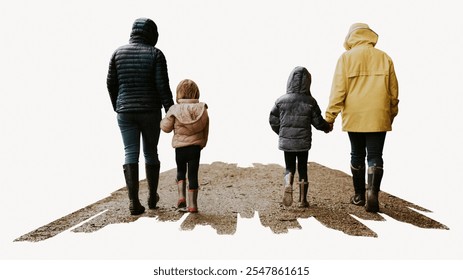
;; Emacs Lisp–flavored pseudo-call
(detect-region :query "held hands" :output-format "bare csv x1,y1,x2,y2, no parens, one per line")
323,121,334,134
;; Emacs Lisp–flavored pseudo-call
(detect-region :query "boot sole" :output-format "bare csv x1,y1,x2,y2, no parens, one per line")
130,205,145,215
298,201,309,208
350,196,365,206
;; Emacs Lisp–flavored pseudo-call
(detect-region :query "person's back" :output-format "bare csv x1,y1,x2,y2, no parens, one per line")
107,18,173,113
270,66,330,208
326,23,398,132
270,66,329,152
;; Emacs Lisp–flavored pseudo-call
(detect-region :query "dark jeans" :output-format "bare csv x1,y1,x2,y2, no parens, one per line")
176,145,201,189
284,151,309,181
117,111,161,165
348,132,386,168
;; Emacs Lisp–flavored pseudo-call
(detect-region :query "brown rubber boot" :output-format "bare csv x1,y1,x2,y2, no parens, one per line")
123,163,145,215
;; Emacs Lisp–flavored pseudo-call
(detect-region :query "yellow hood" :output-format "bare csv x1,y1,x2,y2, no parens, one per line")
343,23,378,50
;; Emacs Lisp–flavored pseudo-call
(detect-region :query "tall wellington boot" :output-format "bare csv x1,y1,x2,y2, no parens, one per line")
282,172,294,206
187,189,198,213
365,166,383,212
146,163,160,209
123,163,145,215
298,179,309,208
176,179,187,208
350,164,366,206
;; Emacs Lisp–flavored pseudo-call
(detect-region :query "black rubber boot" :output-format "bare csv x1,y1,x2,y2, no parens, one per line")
350,164,366,206
146,163,160,209
123,163,145,215
298,180,309,208
365,166,383,212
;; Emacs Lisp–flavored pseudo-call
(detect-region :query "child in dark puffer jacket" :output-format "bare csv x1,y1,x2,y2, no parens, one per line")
269,66,331,207
161,79,209,213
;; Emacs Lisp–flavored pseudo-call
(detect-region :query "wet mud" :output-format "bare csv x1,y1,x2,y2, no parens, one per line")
15,162,449,242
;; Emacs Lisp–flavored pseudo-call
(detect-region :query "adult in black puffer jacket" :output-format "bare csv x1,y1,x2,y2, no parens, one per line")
269,66,331,208
106,18,175,215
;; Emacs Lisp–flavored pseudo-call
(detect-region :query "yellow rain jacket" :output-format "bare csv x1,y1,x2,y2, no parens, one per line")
325,23,399,132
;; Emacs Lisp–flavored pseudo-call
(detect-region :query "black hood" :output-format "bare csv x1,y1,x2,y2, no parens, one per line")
129,18,158,46
286,66,312,96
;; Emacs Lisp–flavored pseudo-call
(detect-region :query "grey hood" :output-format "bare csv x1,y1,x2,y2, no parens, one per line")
286,66,312,96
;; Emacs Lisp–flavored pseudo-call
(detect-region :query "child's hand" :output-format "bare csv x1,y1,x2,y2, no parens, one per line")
324,123,333,133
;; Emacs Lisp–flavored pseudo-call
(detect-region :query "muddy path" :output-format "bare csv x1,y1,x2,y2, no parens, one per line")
15,162,449,242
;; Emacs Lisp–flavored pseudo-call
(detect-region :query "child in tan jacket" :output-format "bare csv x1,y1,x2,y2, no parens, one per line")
161,79,209,213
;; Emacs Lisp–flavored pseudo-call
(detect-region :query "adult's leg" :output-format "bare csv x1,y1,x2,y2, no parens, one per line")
140,111,162,208
366,132,386,168
348,132,367,206
117,113,141,165
365,132,386,212
140,111,161,166
117,113,144,215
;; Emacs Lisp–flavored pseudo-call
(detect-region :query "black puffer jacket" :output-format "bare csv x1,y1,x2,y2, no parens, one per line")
107,18,174,113
269,66,330,152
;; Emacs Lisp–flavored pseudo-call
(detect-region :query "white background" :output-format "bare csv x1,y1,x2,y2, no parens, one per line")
1,0,462,278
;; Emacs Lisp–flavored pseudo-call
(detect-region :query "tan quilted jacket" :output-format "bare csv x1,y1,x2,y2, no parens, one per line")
161,99,209,148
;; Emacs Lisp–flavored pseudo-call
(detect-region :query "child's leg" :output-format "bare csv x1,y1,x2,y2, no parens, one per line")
296,151,309,207
175,147,188,208
296,151,309,182
185,146,201,213
175,147,188,181
186,146,201,189
284,152,297,175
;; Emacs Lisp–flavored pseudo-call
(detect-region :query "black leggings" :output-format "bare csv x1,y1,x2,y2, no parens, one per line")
176,145,201,189
284,151,309,181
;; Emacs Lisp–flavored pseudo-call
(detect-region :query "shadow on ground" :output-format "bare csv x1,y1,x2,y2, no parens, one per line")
15,162,449,242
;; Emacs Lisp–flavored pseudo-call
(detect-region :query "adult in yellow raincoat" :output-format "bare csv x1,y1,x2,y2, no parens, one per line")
325,23,399,212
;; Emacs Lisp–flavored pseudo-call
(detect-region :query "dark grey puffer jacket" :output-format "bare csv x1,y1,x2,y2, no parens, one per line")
269,66,330,152
107,18,174,113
